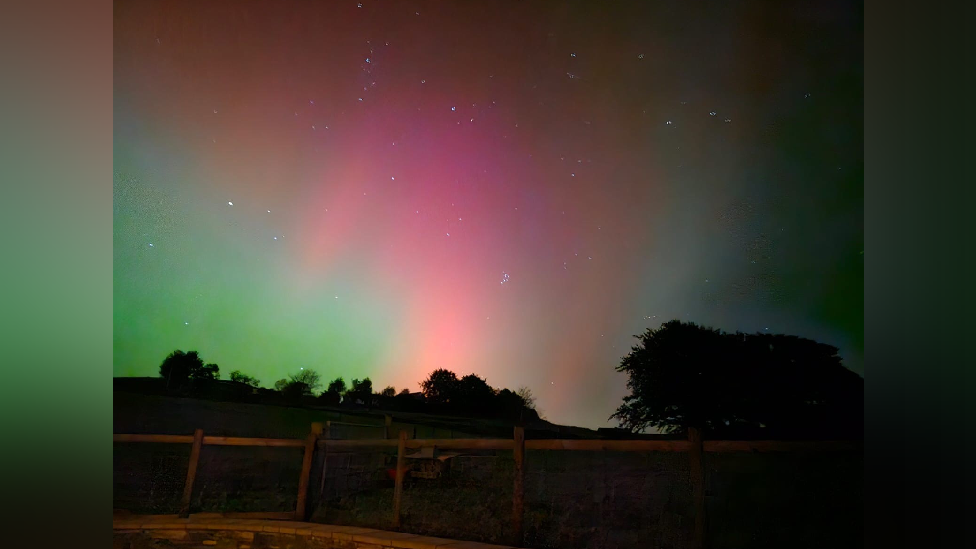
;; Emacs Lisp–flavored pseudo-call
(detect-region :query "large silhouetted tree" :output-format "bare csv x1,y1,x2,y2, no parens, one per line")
194,363,220,382
289,369,322,394
456,374,496,415
327,377,347,395
421,369,460,407
273,369,322,402
342,377,374,407
281,381,309,401
159,350,206,389
495,387,540,422
230,370,260,388
611,320,863,438
516,386,536,410
317,377,346,406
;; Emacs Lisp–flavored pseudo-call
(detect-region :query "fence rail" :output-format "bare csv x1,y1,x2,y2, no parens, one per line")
114,422,861,547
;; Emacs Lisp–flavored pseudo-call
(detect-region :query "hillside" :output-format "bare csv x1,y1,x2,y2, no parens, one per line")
113,377,643,441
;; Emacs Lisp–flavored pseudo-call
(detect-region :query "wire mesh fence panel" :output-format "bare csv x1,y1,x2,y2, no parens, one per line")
113,442,191,514
397,452,514,545
703,450,863,549
190,445,305,513
523,450,693,549
311,447,398,530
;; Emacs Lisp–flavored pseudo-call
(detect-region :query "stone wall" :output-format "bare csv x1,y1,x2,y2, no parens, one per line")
113,515,516,549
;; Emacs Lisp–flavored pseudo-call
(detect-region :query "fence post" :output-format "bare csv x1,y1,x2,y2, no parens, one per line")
295,422,323,521
393,429,407,528
179,428,204,518
384,414,392,439
512,425,525,547
318,421,331,502
689,427,705,549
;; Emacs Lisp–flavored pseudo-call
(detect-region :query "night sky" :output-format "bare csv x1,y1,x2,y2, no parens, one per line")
113,1,862,429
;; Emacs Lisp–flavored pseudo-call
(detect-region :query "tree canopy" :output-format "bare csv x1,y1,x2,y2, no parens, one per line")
150,352,538,422
611,320,863,438
456,374,496,415
326,377,347,395
229,370,260,388
271,369,322,401
419,368,538,421
421,369,460,406
345,377,374,405
289,369,322,394
159,350,218,388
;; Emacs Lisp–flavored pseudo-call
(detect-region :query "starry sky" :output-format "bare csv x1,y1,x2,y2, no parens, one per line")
113,0,863,429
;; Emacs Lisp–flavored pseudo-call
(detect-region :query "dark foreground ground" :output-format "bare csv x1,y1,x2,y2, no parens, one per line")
114,392,862,549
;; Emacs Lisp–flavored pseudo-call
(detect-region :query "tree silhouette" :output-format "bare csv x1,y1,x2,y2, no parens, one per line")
159,350,205,389
380,386,397,398
516,386,536,410
269,369,322,402
194,363,220,382
288,369,321,394
281,381,309,402
317,376,346,406
346,377,373,405
229,370,260,388
496,387,539,422
326,377,347,395
317,391,340,406
421,369,460,407
611,320,863,438
398,388,410,396
457,374,496,415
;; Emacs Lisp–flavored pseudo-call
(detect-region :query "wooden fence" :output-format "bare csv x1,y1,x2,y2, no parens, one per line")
113,421,860,549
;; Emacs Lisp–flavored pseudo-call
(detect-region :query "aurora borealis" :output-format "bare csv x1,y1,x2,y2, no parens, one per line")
113,1,862,429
